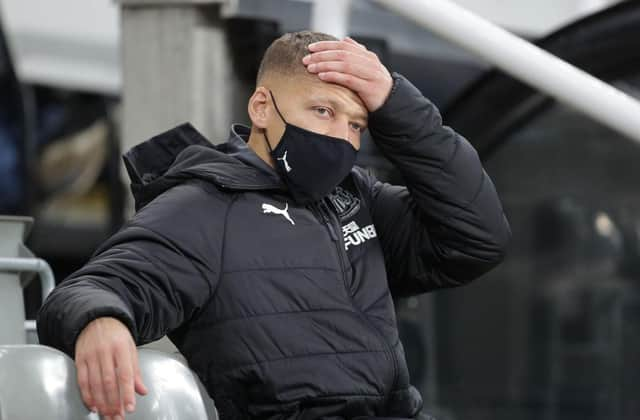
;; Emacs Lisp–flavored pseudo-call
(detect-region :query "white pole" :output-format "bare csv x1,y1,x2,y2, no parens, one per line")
311,0,352,39
372,0,640,145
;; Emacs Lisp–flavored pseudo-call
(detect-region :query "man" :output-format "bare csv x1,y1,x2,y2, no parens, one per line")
38,31,511,420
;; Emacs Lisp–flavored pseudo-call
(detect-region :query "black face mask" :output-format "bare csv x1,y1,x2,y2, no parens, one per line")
264,91,358,205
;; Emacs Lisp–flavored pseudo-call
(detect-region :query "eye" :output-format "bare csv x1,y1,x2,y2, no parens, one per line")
349,122,365,133
313,106,333,118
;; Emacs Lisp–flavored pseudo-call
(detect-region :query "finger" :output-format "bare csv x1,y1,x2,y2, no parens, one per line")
308,40,378,61
344,37,367,50
304,50,375,67
317,71,369,93
131,344,148,396
134,375,148,396
307,40,370,56
87,356,107,415
114,345,136,413
99,349,122,416
77,360,96,412
306,60,373,81
344,37,380,61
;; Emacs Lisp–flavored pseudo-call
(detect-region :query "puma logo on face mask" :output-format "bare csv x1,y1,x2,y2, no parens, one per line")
277,150,292,172
262,202,295,225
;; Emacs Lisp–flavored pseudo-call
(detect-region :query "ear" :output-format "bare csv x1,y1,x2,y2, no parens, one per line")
248,87,271,129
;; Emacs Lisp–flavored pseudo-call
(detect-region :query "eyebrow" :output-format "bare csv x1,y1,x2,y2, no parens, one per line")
306,95,368,124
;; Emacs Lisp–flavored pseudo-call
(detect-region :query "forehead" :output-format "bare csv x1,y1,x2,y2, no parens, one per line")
283,75,368,119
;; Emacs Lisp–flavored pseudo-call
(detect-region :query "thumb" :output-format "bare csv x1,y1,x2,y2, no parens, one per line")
134,374,148,396
132,350,148,395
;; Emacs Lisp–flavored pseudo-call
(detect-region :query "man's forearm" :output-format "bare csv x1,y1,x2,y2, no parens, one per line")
368,73,511,281
37,279,137,356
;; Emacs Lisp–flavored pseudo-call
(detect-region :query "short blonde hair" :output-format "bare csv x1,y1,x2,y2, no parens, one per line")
256,31,338,84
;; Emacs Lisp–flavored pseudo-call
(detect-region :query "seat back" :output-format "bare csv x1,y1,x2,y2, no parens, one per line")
0,345,218,419
132,348,218,420
0,345,95,419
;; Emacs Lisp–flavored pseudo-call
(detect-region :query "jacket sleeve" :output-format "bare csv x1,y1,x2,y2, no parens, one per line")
355,73,512,298
37,181,226,356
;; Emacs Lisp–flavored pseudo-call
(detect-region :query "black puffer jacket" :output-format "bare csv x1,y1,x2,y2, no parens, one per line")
38,74,511,420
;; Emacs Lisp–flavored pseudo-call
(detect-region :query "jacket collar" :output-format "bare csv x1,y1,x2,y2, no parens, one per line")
123,122,285,210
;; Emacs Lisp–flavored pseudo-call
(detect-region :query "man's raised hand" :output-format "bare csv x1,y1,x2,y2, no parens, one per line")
303,37,393,112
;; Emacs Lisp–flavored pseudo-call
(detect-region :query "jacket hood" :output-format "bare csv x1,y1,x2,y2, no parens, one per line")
123,123,284,210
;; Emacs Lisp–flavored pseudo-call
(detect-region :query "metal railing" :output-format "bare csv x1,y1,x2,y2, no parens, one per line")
0,257,55,334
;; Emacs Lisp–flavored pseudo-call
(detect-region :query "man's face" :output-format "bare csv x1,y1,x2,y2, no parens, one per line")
265,74,368,151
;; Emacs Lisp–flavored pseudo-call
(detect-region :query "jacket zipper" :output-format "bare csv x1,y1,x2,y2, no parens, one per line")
315,200,399,410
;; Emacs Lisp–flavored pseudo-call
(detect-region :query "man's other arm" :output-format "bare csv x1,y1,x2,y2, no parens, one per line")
359,73,511,297
37,181,225,417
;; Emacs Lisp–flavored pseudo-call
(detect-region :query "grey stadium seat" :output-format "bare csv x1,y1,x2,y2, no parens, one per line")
0,345,218,419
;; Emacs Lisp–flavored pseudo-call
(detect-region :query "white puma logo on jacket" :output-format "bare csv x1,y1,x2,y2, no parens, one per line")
262,202,295,225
